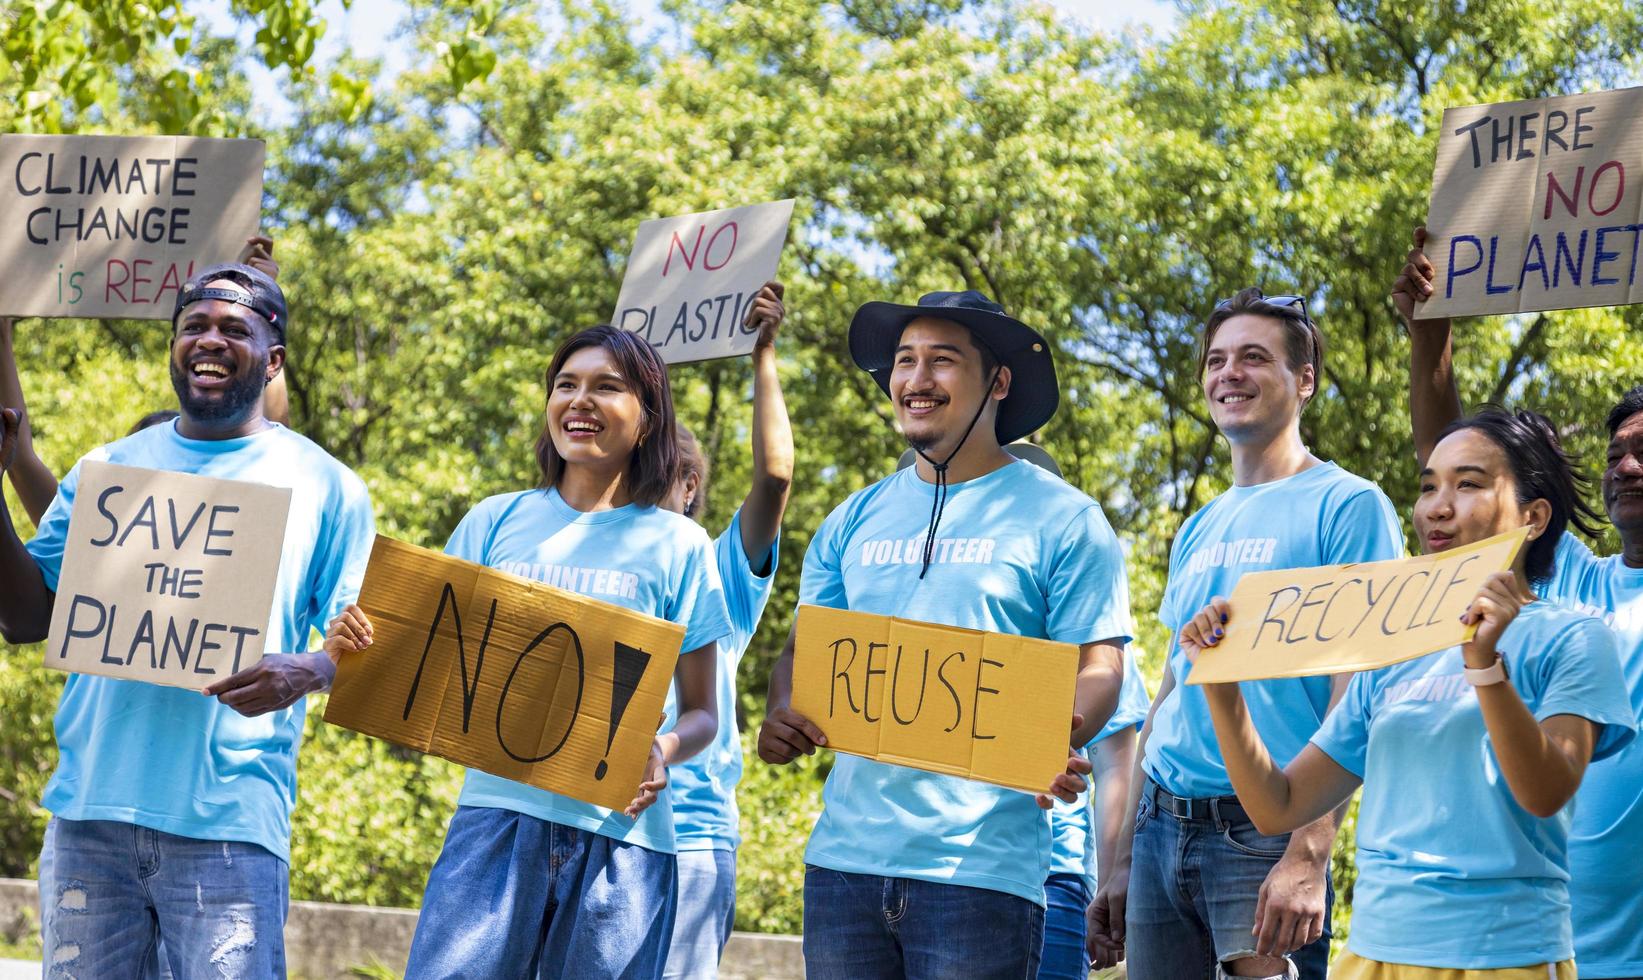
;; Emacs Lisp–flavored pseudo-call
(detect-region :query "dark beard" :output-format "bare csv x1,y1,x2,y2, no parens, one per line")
905,432,940,454
169,356,269,425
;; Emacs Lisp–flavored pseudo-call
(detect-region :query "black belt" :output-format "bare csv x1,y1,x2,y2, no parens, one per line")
1146,777,1251,823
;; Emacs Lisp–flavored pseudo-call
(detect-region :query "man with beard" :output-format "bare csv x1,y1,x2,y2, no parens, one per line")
758,290,1132,979
0,263,374,977
1397,226,1643,980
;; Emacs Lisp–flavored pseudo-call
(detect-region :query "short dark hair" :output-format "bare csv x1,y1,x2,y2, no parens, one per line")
674,423,711,519
1436,407,1603,585
1606,385,1643,437
1199,288,1325,406
534,326,679,508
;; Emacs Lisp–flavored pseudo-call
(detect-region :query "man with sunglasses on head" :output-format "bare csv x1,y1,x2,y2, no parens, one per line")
0,264,374,977
1087,289,1403,980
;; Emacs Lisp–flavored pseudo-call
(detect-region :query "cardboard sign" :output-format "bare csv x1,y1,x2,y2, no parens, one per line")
613,199,796,363
1418,87,1643,318
324,536,685,811
0,134,265,319
1186,528,1528,684
44,461,292,688
789,604,1079,794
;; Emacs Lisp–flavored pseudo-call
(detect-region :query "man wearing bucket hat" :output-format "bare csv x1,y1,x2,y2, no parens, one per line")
1087,289,1402,980
758,290,1132,978
0,263,374,977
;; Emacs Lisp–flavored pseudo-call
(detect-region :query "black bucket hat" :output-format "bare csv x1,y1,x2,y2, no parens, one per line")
172,262,288,344
849,290,1057,444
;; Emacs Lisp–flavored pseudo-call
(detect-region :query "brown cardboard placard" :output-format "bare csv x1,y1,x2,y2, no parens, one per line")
789,604,1079,794
613,199,796,363
44,461,292,688
1418,87,1643,318
1186,528,1527,684
324,536,685,811
0,134,265,319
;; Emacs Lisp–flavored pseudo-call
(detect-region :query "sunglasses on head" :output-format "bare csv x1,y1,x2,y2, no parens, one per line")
1214,292,1314,325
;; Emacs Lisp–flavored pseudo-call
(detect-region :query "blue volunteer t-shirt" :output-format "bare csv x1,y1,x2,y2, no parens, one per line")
1312,599,1635,968
799,460,1133,906
665,507,778,852
25,421,375,863
1145,462,1403,798
1047,651,1151,882
448,488,731,854
1545,533,1643,978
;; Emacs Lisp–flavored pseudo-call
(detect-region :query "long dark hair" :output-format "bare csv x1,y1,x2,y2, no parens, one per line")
534,326,679,508
1436,408,1602,584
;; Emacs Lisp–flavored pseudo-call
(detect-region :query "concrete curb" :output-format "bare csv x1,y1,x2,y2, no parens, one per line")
1,878,806,979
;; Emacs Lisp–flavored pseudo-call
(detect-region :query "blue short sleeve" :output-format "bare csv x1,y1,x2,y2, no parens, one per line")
1526,615,1637,762
670,530,732,654
300,472,375,642
25,455,93,591
1321,488,1405,565
719,508,778,642
1310,671,1374,778
798,505,848,610
442,495,504,564
1045,504,1132,646
1093,651,1151,743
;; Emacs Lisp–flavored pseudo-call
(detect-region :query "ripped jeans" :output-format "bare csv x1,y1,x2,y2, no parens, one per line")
38,817,288,979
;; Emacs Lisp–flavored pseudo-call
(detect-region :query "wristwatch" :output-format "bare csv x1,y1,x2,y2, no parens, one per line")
1464,653,1510,687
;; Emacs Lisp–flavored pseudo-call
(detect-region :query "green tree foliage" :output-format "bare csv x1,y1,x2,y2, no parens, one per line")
2,0,1641,938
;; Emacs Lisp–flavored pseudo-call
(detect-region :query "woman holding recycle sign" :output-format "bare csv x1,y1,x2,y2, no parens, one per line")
1178,407,1635,980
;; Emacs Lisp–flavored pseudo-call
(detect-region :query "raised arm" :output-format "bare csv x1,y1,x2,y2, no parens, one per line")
1184,599,1362,834
1464,573,1600,817
1391,226,1462,467
0,408,54,643
0,318,63,525
738,281,793,570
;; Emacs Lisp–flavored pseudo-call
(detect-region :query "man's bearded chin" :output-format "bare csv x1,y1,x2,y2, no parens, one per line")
170,356,270,424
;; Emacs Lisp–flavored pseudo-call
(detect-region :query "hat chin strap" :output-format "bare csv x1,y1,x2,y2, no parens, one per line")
911,366,1001,580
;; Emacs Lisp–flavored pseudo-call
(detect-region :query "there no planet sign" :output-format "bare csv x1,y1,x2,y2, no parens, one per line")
613,200,795,364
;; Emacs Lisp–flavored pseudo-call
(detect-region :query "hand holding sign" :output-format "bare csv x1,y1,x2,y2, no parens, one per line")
1459,570,1534,668
1034,713,1093,810
204,651,335,717
324,603,374,656
746,280,786,347
756,702,829,764
1390,226,1439,323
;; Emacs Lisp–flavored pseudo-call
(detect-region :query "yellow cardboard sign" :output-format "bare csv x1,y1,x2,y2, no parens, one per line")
324,536,684,811
790,604,1079,793
1187,528,1528,684
45,461,291,688
1417,86,1643,318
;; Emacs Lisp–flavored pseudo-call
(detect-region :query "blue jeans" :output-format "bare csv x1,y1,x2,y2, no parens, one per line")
37,817,288,979
664,848,736,979
1037,873,1091,980
1126,780,1331,980
405,805,678,980
802,866,1045,980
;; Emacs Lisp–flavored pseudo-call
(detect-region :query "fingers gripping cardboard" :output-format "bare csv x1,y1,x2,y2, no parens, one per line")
790,604,1079,794
324,536,684,811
